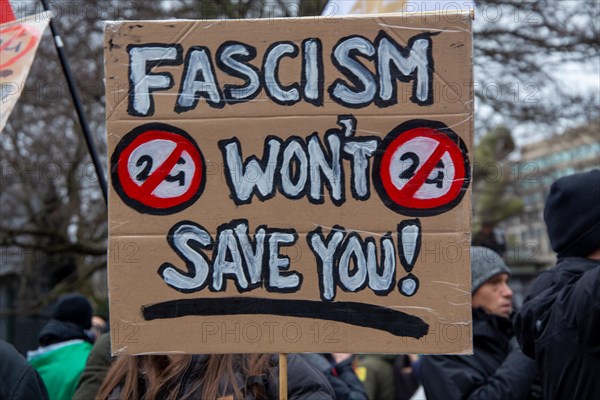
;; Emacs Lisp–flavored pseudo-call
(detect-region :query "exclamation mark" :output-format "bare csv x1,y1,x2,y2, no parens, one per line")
398,219,421,297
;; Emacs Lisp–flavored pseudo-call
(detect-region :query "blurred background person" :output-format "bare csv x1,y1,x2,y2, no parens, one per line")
393,354,420,400
90,315,108,342
356,354,419,400
356,355,395,400
302,353,368,400
473,221,507,257
27,293,94,400
419,247,540,400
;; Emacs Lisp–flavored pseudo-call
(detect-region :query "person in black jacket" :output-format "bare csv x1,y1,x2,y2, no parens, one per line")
0,339,49,400
420,246,540,400
514,169,600,400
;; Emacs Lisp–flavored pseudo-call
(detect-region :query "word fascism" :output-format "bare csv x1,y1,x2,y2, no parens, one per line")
128,31,434,116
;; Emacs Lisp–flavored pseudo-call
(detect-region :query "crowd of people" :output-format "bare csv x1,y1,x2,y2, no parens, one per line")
1,169,598,400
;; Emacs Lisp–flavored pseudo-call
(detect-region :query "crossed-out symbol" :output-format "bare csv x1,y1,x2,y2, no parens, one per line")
111,123,206,215
373,120,471,217
0,24,38,71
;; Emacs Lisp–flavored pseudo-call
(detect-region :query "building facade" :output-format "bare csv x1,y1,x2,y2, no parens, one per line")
503,122,600,271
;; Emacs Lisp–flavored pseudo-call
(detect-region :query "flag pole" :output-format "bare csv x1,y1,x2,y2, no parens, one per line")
39,0,108,206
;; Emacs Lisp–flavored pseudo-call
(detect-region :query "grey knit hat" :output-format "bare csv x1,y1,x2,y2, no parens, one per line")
471,246,511,294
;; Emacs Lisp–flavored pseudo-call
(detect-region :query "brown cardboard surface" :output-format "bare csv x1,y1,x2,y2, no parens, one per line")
104,12,473,355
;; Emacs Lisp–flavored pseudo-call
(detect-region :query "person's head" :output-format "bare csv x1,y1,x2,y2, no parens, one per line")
52,293,93,329
97,353,273,400
471,246,513,318
90,315,107,341
544,169,600,259
481,221,494,233
38,293,94,346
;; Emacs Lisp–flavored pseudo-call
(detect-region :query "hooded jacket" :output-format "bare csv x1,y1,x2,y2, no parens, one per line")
28,317,94,400
27,339,93,400
420,308,539,400
514,257,600,400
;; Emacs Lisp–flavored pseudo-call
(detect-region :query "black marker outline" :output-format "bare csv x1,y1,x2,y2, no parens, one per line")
175,45,225,113
216,41,262,104
336,231,370,293
157,220,213,293
218,136,281,205
398,273,420,297
210,222,255,293
127,43,183,117
398,219,422,272
301,38,324,106
366,233,396,296
277,136,310,200
328,34,377,108
264,228,303,294
307,226,345,302
342,135,380,201
307,131,346,206
261,41,301,106
231,219,268,290
374,31,436,107
336,114,357,137
142,297,429,339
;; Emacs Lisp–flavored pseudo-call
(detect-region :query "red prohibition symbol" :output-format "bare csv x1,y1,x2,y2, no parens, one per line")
111,123,206,215
0,25,39,70
373,120,471,217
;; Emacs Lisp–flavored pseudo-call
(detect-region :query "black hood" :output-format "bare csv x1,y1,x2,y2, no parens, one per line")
38,319,94,346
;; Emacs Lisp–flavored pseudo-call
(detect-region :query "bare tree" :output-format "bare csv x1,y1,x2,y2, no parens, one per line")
473,0,599,133
302,0,599,134
0,0,296,318
1,0,597,318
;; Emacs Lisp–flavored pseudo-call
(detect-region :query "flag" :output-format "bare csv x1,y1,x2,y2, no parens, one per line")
323,0,474,16
0,13,49,132
1,0,16,24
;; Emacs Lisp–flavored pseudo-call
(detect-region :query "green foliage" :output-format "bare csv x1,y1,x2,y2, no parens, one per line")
473,126,523,229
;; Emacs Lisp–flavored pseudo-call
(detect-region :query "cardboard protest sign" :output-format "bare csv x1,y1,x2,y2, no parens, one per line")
1,14,49,132
105,11,473,355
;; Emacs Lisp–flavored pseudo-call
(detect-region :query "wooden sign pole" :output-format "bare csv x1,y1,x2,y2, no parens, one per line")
279,353,288,400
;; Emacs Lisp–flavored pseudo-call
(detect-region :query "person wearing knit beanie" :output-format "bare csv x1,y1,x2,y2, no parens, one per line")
514,169,600,400
470,246,512,294
52,293,93,329
470,246,513,318
27,294,95,400
420,246,540,400
37,293,94,347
